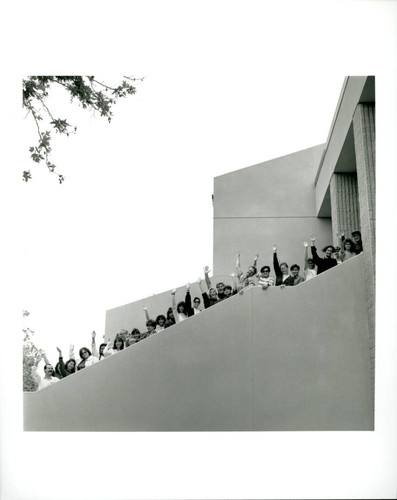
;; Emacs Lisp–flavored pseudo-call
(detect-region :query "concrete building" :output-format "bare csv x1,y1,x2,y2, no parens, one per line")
24,76,375,432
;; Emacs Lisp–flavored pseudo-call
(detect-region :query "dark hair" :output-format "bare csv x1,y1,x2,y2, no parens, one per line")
322,245,336,253
216,282,225,288
156,314,166,324
79,347,92,358
193,297,201,303
65,358,76,373
249,266,257,275
343,238,354,250
224,285,232,291
131,328,141,336
113,337,124,350
352,230,361,237
290,264,300,271
177,301,186,313
260,266,270,273
146,319,157,328
166,307,175,324
279,262,288,269
43,363,53,373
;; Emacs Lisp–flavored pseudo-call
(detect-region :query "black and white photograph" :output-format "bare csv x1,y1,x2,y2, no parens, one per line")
1,1,396,499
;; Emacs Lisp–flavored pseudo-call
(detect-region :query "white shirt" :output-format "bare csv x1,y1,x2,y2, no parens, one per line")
31,366,60,391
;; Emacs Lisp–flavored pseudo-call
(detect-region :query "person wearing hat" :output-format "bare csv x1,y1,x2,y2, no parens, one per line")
303,241,317,281
309,236,338,275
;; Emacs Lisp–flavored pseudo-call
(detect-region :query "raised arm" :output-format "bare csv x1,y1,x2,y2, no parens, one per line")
185,283,194,317
303,241,309,271
69,344,75,360
230,273,239,293
236,252,243,280
42,350,51,366
142,306,150,322
56,347,68,377
310,235,321,266
171,289,180,323
198,278,210,309
252,254,259,269
204,266,212,290
103,338,113,357
91,331,99,358
272,245,282,278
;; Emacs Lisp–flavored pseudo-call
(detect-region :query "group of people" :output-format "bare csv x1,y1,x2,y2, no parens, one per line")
31,230,363,391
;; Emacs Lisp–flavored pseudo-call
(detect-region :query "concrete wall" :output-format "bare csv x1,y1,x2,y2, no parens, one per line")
315,76,372,215
24,253,373,431
212,145,332,276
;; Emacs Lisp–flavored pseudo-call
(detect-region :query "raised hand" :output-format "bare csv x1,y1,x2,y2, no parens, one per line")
310,235,316,244
91,330,96,340
272,245,277,252
303,241,308,248
203,266,210,274
56,347,62,355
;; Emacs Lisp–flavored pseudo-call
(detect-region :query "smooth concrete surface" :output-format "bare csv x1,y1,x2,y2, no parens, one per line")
315,76,374,216
252,254,373,430
24,254,373,431
212,144,331,277
214,145,325,219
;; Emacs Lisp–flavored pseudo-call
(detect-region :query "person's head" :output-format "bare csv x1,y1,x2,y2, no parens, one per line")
166,307,175,322
216,282,225,294
280,262,289,275
322,245,336,258
260,265,271,277
343,238,354,251
177,301,186,314
247,266,257,278
307,258,315,270
156,315,166,327
44,364,54,376
131,328,141,338
79,347,91,359
146,319,157,333
352,231,361,244
223,285,232,297
66,359,76,373
193,297,201,308
99,343,107,356
290,264,300,278
113,336,124,350
209,287,218,300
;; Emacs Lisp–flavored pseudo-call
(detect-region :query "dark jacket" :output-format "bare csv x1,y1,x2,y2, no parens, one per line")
310,246,338,274
273,252,295,286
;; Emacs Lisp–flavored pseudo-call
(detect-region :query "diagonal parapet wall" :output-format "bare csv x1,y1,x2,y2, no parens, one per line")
24,253,373,431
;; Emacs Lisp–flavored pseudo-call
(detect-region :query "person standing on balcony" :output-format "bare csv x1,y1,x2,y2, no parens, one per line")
204,266,227,300
77,332,99,370
56,347,76,377
171,289,189,322
103,335,125,357
197,277,219,308
236,252,259,288
290,264,305,285
143,306,166,333
303,241,317,280
257,265,275,289
273,245,294,287
337,233,357,262
31,357,60,391
310,236,338,274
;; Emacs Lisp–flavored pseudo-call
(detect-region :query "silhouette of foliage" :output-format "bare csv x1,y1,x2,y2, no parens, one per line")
22,76,143,183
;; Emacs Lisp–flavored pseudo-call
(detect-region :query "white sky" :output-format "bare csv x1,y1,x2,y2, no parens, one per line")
1,1,397,499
